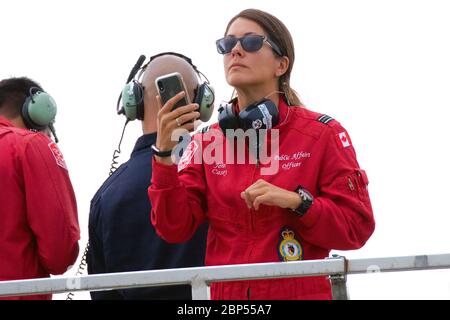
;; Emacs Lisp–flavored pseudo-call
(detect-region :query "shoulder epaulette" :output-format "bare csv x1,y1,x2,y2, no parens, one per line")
316,114,334,125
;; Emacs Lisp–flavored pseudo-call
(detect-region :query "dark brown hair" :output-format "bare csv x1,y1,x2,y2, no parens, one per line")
0,77,43,117
225,8,302,106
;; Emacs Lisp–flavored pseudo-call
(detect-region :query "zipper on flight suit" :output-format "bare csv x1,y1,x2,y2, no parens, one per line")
245,130,262,300
249,161,259,232
347,177,355,191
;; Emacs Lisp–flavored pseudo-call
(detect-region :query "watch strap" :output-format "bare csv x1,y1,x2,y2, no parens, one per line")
151,144,172,157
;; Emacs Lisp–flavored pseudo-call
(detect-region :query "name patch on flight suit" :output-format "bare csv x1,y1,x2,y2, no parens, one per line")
278,227,303,262
48,142,68,170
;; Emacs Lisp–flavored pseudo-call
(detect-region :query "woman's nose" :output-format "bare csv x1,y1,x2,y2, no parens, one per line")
231,40,244,57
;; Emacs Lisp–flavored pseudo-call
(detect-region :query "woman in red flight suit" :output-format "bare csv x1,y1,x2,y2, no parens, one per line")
148,9,375,300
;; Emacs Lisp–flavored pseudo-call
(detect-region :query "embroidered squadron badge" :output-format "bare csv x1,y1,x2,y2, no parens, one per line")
278,227,303,262
48,142,68,170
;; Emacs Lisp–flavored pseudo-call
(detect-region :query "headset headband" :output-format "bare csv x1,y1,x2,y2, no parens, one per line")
143,52,197,72
140,52,210,84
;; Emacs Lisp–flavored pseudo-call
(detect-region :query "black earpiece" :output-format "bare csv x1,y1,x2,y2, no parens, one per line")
218,98,279,135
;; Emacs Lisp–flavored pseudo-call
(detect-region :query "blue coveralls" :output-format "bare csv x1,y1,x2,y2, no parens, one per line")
88,133,207,299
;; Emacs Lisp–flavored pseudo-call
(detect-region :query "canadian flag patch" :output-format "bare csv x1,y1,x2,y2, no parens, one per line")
336,131,352,149
48,142,68,170
178,140,199,172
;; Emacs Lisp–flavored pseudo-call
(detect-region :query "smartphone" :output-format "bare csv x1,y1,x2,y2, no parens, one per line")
155,72,191,110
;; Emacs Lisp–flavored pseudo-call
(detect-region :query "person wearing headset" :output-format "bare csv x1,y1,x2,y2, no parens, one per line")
0,77,80,300
149,9,375,300
87,53,210,300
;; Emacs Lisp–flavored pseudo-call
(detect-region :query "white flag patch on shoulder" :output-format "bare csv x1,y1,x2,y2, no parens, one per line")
48,142,68,170
335,131,352,149
178,140,199,172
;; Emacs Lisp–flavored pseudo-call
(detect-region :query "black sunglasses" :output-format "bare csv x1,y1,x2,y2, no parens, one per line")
216,34,283,56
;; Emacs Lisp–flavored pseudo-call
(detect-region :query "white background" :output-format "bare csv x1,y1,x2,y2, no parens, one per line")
1,0,449,300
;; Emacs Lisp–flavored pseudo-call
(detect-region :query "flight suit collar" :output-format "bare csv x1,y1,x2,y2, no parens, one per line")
0,116,14,127
131,132,157,156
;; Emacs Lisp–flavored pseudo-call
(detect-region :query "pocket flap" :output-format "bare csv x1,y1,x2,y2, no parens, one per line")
357,169,369,186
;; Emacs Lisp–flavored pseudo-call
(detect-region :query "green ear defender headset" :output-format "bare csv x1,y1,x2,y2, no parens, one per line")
22,87,57,131
117,52,215,122
120,80,144,121
116,55,146,121
22,87,59,142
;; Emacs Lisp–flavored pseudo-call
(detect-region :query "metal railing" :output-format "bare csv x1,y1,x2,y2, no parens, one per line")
1,253,449,299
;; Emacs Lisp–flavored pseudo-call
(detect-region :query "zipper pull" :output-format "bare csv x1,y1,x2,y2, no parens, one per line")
347,177,355,191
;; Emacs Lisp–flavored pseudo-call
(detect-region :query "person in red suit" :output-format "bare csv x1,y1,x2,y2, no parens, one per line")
0,77,80,300
148,9,375,300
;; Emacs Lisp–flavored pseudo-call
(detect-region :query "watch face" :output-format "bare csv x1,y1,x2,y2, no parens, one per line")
293,187,313,216
300,189,313,202
300,192,308,202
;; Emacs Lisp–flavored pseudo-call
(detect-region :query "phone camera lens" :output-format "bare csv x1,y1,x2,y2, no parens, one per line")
157,81,164,92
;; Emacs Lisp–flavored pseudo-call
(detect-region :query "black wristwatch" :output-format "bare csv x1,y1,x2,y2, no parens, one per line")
151,144,172,158
291,186,314,217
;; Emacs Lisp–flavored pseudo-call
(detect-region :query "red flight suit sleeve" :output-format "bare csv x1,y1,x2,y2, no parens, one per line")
297,123,375,250
148,137,207,243
22,134,80,275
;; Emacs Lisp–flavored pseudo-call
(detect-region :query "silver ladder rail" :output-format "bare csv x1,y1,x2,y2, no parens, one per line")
0,253,449,299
